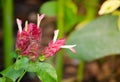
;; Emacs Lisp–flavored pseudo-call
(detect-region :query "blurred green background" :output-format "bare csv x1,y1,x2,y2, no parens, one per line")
1,0,120,82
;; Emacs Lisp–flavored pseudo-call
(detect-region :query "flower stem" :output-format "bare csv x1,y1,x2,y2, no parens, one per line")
2,0,14,68
17,70,26,82
56,0,65,81
84,0,100,21
77,61,85,82
55,51,64,82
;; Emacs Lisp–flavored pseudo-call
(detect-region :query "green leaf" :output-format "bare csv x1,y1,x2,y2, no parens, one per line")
66,15,120,61
64,0,78,32
40,1,78,33
0,77,6,82
40,1,57,17
0,65,24,81
28,62,57,82
118,15,120,31
0,57,29,82
14,57,29,70
10,51,17,59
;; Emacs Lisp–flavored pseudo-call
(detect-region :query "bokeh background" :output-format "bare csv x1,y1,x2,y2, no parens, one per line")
1,0,120,82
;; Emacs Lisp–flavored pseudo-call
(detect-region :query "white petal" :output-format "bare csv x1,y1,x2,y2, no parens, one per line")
61,45,76,48
61,45,76,53
37,14,45,27
25,20,28,31
53,30,59,43
16,18,22,33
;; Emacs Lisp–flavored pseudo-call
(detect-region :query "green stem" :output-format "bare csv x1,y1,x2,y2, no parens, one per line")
56,0,64,82
57,0,64,38
55,51,64,82
77,61,85,82
84,0,100,21
3,0,14,68
17,70,27,82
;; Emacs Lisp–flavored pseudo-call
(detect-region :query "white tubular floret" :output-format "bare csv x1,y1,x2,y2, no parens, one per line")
53,30,59,43
25,20,28,31
37,14,45,27
16,18,22,33
61,45,76,53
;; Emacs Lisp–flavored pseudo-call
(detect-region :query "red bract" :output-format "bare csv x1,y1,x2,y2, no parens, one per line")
42,39,65,58
42,30,76,58
16,31,29,53
27,23,41,42
22,41,40,61
16,14,45,61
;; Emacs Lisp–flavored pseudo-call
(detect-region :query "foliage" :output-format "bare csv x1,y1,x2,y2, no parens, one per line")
66,15,120,61
99,0,120,31
0,56,57,82
40,0,78,33
40,1,57,17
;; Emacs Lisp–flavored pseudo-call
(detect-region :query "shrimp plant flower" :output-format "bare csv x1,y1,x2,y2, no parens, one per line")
16,14,76,61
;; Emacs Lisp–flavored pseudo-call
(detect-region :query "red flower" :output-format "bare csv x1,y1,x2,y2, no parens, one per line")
42,39,65,57
16,14,45,61
16,14,76,61
16,30,30,53
27,23,41,42
42,30,76,58
22,41,40,61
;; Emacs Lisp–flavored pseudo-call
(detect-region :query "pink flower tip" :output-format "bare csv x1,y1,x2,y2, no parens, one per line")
37,14,45,27
69,48,76,53
39,14,45,20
